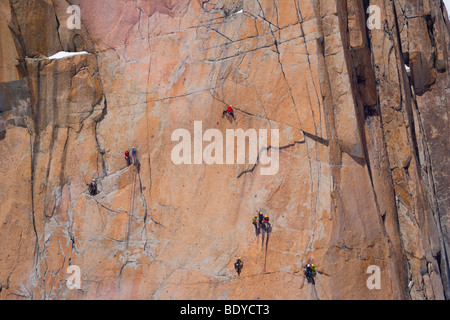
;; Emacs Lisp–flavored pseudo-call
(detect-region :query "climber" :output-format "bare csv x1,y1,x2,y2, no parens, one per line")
89,178,98,196
252,216,259,235
222,105,236,121
261,214,270,231
234,257,244,277
304,263,316,284
125,149,131,166
131,147,137,164
258,211,264,225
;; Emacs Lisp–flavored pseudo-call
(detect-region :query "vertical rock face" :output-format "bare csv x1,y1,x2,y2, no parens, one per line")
0,0,448,300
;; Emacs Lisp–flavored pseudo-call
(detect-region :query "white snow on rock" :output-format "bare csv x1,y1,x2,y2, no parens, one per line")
47,51,89,60
444,0,450,17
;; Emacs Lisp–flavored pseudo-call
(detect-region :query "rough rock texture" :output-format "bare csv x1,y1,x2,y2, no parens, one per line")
0,0,449,300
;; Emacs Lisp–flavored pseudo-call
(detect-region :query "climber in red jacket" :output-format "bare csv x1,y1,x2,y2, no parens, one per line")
222,105,236,121
125,149,131,166
261,214,271,232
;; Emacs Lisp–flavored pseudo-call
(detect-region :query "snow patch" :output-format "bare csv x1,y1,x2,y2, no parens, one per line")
47,51,89,60
444,0,450,17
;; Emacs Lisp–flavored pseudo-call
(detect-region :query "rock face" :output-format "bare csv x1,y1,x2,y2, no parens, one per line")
0,0,449,300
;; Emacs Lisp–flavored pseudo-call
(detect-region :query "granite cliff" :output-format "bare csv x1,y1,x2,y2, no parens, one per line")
0,0,449,300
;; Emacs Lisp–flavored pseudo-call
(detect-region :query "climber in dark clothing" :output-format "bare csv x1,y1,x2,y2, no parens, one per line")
304,264,316,284
235,257,243,277
258,211,264,225
222,105,236,121
89,179,98,196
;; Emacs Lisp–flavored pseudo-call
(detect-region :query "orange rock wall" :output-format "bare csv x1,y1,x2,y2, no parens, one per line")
0,0,449,300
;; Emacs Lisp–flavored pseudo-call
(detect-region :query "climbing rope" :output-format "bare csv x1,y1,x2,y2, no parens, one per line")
126,165,138,249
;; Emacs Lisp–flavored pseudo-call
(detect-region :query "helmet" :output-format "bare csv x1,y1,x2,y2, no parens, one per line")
311,264,315,267
126,149,129,151
238,257,241,260
265,215,268,218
